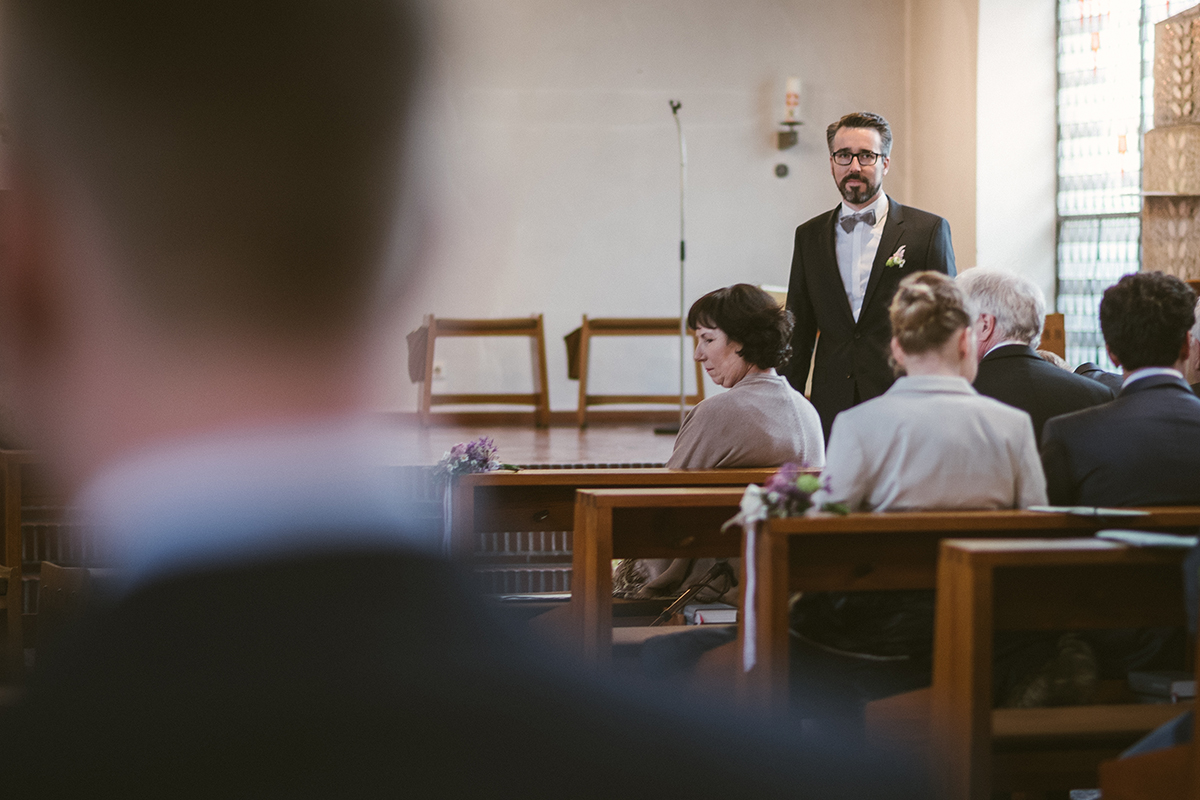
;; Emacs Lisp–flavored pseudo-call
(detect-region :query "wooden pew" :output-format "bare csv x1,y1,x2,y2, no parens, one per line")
737,508,1200,708
930,538,1195,800
569,486,750,663
446,468,774,565
0,450,75,679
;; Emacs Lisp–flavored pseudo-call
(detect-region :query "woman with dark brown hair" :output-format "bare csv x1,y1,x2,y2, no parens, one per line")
628,284,824,601
667,283,824,469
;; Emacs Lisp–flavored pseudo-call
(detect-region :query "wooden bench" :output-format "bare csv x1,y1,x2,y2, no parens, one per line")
568,486,754,662
930,538,1195,799
564,317,705,427
446,468,774,564
736,508,1200,708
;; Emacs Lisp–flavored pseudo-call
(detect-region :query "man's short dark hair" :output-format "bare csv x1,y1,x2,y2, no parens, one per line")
1100,272,1197,370
687,284,793,370
826,112,892,157
2,1,426,343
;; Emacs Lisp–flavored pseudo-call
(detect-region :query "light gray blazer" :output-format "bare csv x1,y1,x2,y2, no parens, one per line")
813,375,1047,512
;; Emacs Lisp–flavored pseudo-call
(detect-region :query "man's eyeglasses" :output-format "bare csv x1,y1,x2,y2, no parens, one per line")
831,149,883,166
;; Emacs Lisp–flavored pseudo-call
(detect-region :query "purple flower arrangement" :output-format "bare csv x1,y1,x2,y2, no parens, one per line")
762,462,824,517
434,436,515,481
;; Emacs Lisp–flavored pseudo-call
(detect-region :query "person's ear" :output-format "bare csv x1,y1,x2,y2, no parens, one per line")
889,336,906,370
1106,346,1123,370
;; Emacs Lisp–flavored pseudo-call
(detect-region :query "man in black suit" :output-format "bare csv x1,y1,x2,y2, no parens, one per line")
0,3,921,798
958,268,1113,445
1041,272,1200,507
785,111,956,440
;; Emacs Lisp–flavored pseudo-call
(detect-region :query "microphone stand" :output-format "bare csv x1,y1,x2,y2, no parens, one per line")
655,99,687,435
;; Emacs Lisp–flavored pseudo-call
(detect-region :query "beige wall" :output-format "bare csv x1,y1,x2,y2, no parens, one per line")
902,0,979,269
378,0,1056,412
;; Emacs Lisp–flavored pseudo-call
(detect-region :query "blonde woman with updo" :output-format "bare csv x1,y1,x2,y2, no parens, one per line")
789,272,1048,718
812,270,1046,512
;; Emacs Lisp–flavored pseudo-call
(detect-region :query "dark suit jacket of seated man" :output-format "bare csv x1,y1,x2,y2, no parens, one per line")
785,112,955,441
958,267,1114,447
1041,371,1200,506
1041,272,1200,507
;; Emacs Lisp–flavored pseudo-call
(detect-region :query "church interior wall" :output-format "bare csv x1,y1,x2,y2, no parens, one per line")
376,0,1057,413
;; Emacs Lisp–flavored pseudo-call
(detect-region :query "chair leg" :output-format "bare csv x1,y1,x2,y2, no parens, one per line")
420,314,436,426
577,318,591,428
531,314,551,428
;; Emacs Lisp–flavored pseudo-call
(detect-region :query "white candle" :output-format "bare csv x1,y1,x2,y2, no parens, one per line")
784,76,801,122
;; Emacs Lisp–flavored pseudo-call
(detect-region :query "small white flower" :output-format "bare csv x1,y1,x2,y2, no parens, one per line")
722,484,770,532
885,245,906,268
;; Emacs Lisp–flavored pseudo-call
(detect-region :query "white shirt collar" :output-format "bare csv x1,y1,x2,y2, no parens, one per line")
983,340,1031,358
75,416,432,594
1121,366,1183,389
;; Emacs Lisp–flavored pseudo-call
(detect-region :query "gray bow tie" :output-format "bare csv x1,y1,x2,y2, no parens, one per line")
840,209,876,232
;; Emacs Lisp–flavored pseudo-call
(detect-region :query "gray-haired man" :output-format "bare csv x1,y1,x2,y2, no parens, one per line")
958,268,1113,445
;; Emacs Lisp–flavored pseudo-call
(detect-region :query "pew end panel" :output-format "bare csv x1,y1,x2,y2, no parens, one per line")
929,538,1192,800
569,487,747,666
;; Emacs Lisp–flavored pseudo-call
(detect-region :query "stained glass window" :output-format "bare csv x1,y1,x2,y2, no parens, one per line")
1056,0,1200,369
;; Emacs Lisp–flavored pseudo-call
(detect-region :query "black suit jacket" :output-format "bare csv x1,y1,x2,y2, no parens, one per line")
1041,373,1200,506
1074,362,1124,393
973,344,1114,446
0,547,923,799
784,196,955,440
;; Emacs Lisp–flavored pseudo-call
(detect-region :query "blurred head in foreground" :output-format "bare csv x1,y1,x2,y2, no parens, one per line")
0,0,426,490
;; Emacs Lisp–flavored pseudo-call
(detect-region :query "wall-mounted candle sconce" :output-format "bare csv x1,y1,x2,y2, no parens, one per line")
778,76,802,150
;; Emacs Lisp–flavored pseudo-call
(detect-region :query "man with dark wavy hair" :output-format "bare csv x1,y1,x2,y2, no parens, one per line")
1041,271,1200,506
784,111,956,441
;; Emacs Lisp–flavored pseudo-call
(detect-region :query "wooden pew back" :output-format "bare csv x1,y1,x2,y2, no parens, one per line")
739,508,1200,707
569,486,751,661
448,469,774,595
931,538,1194,800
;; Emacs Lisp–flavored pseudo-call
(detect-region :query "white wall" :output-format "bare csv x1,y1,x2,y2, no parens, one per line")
975,0,1057,301
380,0,912,412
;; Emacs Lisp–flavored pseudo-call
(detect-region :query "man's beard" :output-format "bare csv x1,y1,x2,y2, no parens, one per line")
838,172,881,205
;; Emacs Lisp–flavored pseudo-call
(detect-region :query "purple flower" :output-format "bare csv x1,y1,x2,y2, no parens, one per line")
435,436,504,481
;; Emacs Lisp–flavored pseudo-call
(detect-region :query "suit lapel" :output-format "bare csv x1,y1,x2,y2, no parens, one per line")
816,206,855,327
858,197,904,321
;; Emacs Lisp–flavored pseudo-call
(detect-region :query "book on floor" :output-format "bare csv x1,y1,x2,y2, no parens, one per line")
683,602,737,625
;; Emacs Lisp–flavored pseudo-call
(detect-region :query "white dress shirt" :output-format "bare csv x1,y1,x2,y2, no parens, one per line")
835,192,889,322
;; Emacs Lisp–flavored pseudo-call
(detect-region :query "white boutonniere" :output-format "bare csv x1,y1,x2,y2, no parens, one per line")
885,245,906,268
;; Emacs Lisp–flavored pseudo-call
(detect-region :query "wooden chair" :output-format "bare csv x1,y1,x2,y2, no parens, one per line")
564,317,704,427
929,538,1194,799
737,508,1200,709
408,314,551,427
